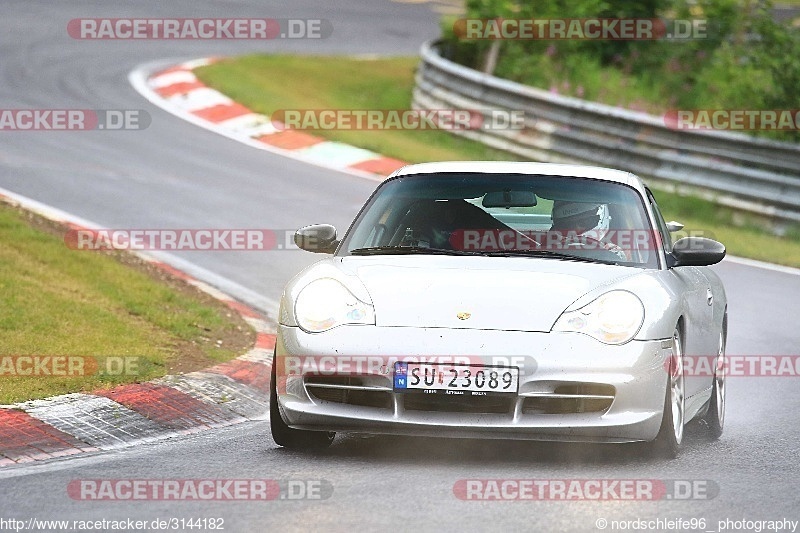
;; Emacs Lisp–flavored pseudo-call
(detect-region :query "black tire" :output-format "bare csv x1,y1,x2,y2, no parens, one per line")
650,327,685,459
270,357,335,450
701,315,726,440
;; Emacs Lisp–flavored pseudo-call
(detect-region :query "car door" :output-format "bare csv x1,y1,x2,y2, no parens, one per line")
646,189,715,405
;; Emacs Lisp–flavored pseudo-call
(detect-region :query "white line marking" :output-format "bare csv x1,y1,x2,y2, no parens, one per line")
216,113,272,133
168,87,232,111
724,255,800,277
180,57,214,70
141,251,280,318
149,70,197,88
0,186,280,319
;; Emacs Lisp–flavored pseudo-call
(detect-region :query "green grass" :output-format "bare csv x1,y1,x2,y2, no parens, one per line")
0,205,253,403
651,192,800,267
196,54,800,267
195,55,517,163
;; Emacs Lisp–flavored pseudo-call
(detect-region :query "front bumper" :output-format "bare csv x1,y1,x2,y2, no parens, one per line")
275,325,671,443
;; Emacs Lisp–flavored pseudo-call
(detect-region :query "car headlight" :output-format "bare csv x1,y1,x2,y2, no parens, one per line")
294,278,375,333
552,290,644,344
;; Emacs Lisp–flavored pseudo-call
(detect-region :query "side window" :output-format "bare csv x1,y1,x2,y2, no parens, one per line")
646,190,672,253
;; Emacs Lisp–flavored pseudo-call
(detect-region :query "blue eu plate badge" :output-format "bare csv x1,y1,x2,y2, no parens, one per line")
394,361,408,389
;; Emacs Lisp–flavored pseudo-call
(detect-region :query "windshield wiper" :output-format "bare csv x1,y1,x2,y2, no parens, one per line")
476,248,620,265
349,246,621,265
350,246,483,256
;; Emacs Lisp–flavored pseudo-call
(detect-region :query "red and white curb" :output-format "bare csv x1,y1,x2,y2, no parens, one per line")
0,189,276,467
129,58,408,180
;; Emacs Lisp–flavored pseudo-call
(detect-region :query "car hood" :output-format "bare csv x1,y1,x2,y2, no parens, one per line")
335,256,639,332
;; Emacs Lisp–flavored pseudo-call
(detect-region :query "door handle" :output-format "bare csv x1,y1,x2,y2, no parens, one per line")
706,288,713,306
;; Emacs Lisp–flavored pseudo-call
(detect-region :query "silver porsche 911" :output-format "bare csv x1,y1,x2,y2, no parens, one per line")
270,162,727,457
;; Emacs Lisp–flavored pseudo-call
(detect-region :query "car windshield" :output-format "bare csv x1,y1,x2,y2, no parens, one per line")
341,172,659,269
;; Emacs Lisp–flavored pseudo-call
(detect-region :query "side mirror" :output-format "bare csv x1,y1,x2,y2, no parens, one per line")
668,237,725,267
294,224,338,254
666,221,684,232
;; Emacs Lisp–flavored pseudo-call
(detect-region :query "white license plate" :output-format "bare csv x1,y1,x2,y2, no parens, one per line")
393,362,519,395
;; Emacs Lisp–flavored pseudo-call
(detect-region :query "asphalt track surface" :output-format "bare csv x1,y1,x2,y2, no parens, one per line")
1,1,799,532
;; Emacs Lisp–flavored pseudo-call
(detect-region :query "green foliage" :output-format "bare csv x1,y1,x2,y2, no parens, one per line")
441,0,800,141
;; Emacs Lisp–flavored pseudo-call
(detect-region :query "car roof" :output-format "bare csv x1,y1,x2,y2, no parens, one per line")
391,161,647,196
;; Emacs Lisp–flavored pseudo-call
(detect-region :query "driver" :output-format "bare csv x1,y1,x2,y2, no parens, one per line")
550,201,628,260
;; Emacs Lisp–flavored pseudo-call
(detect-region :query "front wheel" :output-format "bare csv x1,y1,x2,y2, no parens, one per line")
650,327,685,459
270,356,335,450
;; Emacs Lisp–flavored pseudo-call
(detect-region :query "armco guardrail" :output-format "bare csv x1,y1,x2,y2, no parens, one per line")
412,41,800,225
